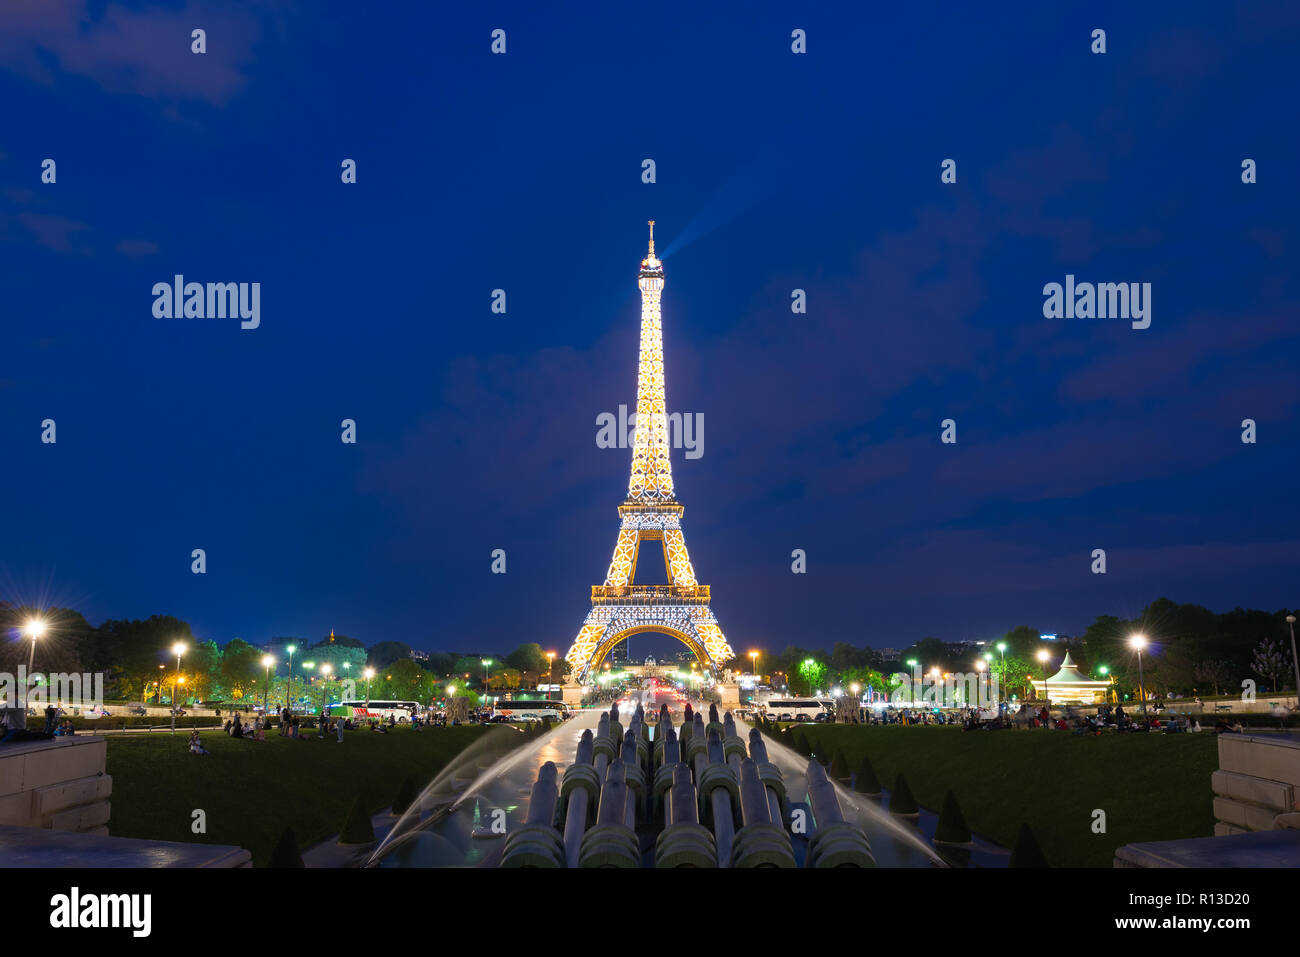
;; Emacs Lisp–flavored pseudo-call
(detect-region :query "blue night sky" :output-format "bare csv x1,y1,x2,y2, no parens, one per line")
3,1,1298,657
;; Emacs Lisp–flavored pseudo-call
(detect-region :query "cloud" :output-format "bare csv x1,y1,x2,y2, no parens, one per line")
0,0,259,105
115,238,160,257
16,212,90,252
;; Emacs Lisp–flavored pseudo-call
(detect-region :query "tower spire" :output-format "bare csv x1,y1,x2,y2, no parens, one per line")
630,223,672,502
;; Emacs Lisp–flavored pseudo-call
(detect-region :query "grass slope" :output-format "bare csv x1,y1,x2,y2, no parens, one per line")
798,725,1218,867
105,726,487,866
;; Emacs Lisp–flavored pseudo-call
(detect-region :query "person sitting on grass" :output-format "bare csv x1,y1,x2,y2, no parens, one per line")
336,719,344,743
189,730,208,755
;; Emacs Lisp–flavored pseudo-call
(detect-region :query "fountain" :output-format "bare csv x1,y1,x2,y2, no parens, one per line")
369,699,946,868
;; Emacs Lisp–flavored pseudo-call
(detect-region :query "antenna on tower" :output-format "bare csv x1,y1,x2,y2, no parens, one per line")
648,220,655,257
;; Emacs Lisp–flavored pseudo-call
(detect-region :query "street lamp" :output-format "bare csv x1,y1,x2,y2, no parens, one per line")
482,658,493,691
363,667,375,710
1128,634,1148,716
749,650,759,676
1098,664,1114,704
261,655,274,712
170,642,187,732
23,618,47,673
975,658,987,707
995,643,1008,705
546,651,556,691
1036,649,1050,708
285,644,297,716
320,663,333,714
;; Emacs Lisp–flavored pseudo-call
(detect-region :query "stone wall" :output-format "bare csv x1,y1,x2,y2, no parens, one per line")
1212,733,1300,835
0,736,111,834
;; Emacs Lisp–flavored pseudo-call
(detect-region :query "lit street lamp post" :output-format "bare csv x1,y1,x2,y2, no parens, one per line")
1129,634,1148,716
23,619,47,724
24,618,46,674
364,667,375,711
320,663,333,715
261,655,274,712
996,642,1007,705
170,642,186,732
1036,649,1050,710
285,644,297,716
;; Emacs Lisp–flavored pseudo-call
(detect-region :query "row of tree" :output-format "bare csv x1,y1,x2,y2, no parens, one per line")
757,599,1298,699
0,602,569,706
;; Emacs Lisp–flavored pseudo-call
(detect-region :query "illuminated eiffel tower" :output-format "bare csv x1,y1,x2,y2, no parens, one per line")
563,223,736,683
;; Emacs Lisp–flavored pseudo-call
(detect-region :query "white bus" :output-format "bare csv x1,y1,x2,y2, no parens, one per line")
760,698,834,722
338,700,420,722
491,698,565,723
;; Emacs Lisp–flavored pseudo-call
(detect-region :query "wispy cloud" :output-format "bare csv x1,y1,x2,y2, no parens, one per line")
0,0,260,105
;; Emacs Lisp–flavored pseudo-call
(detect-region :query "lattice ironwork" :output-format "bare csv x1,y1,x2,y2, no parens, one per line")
564,224,735,682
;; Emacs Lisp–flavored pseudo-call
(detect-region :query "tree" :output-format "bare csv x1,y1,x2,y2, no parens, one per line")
1010,823,1048,867
186,639,221,701
796,658,826,696
0,604,93,674
1000,625,1043,659
368,641,414,669
989,654,1034,701
505,642,548,676
338,796,375,845
219,638,262,700
1193,659,1231,697
889,773,918,816
426,651,458,676
303,640,367,679
375,658,430,702
934,790,972,844
901,637,950,671
95,615,196,702
1251,638,1293,693
268,827,304,867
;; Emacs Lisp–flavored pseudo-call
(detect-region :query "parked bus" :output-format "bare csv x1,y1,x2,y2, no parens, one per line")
760,698,834,722
490,698,565,723
337,700,420,722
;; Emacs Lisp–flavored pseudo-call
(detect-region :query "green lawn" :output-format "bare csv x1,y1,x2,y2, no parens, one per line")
105,725,488,866
794,725,1219,867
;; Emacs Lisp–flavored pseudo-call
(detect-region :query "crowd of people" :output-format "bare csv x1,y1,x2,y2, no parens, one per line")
822,700,1243,735
189,706,452,755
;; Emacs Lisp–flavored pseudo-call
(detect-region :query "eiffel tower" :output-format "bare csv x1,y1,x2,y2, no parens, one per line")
563,222,736,683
